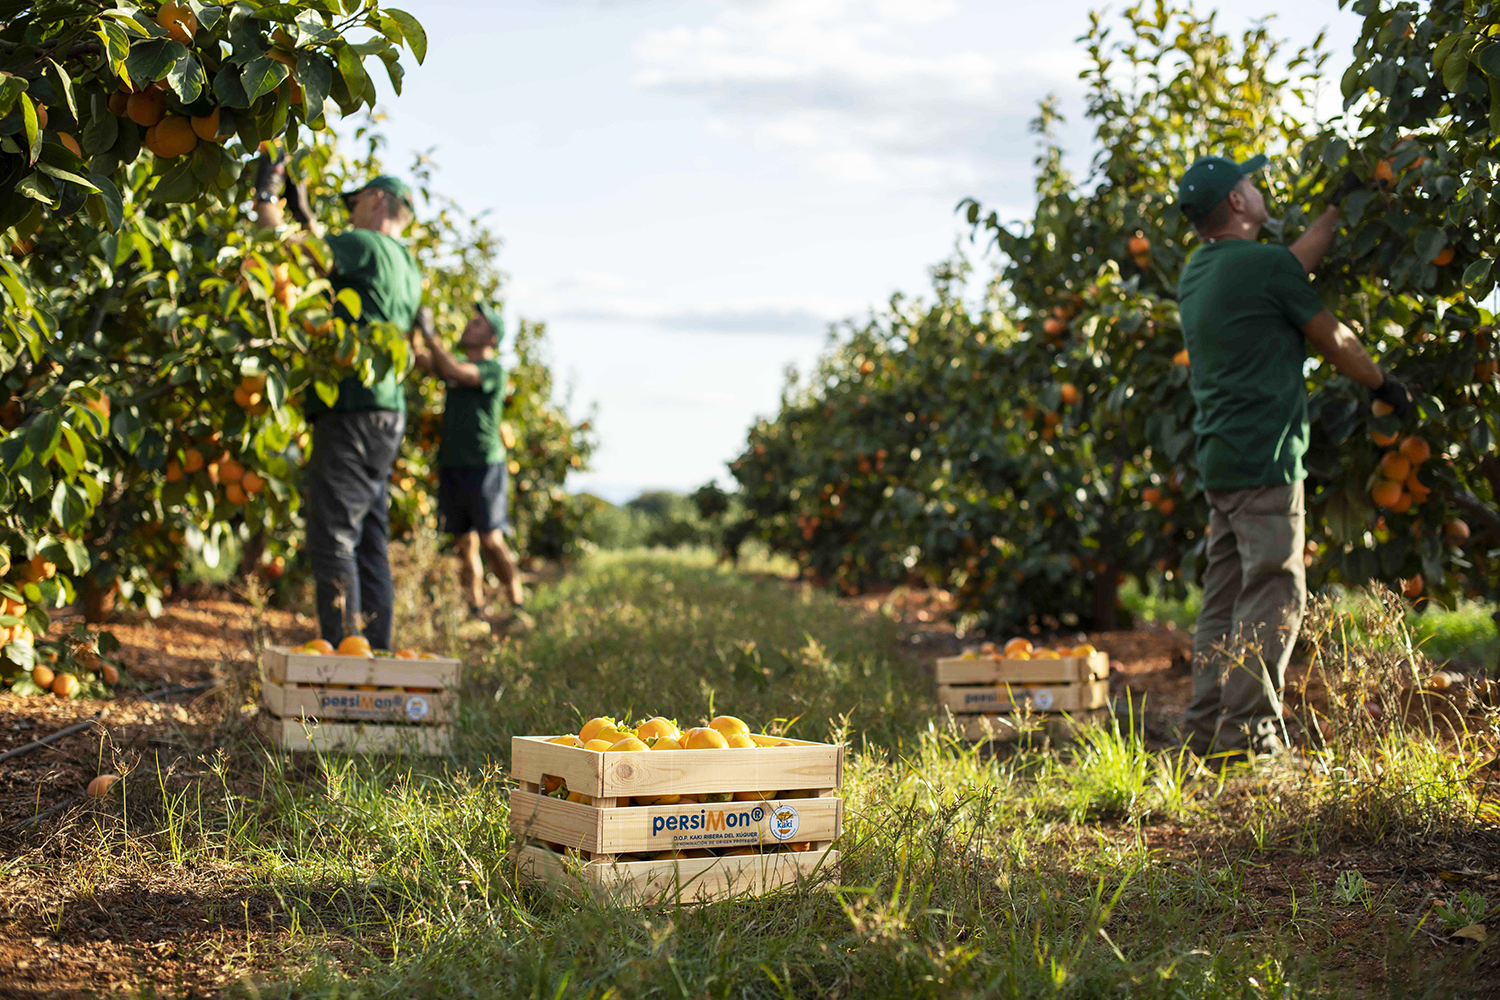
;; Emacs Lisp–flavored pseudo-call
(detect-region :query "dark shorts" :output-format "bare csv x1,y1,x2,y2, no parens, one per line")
437,463,510,536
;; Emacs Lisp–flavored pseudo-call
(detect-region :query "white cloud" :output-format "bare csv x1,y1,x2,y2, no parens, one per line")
633,0,1085,192
555,298,853,336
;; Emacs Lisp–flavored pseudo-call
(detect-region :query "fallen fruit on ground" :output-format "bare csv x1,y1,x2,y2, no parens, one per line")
86,774,121,798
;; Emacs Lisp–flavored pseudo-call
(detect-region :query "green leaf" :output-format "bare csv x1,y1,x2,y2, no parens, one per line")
150,159,199,204
1463,258,1492,288
35,161,96,189
44,59,78,120
1434,32,1464,77
380,50,403,96
240,56,290,104
4,642,35,670
335,287,362,319
19,93,39,166
0,75,26,118
1470,419,1494,454
1444,43,1472,93
166,51,207,103
1476,42,1500,81
214,65,250,108
125,38,182,87
97,22,131,77
1321,137,1349,170
250,4,303,21
15,173,58,206
26,411,62,465
86,173,124,230
295,52,333,124
1414,227,1447,262
1340,62,1363,101
82,111,119,156
334,42,368,111
386,8,427,63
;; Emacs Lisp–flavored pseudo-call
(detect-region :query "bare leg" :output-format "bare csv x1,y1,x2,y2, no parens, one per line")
457,531,483,609
478,529,524,607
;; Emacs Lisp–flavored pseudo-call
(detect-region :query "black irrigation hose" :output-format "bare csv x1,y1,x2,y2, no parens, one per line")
140,679,221,702
0,680,218,766
0,712,104,764
2,680,224,832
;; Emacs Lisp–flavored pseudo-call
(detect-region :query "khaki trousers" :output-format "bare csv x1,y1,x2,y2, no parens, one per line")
1186,481,1306,756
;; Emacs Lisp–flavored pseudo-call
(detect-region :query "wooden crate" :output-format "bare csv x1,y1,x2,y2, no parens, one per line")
261,678,456,725
510,733,843,900
936,678,1109,715
260,715,452,755
510,789,842,856
514,843,839,904
935,651,1108,686
957,709,1108,742
262,645,461,690
510,734,843,800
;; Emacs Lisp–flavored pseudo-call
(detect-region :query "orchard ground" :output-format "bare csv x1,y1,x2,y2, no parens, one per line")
0,546,1496,998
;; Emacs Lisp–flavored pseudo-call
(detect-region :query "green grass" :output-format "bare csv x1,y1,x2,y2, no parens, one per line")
1122,578,1500,670
12,550,1498,998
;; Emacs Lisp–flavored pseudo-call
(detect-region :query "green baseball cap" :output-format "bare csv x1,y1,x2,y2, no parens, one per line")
1177,154,1267,221
475,302,504,342
340,174,415,215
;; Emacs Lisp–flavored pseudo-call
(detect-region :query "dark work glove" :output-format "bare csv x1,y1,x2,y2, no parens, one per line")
253,152,286,205
286,179,315,226
1335,170,1364,202
414,305,436,340
1372,371,1413,419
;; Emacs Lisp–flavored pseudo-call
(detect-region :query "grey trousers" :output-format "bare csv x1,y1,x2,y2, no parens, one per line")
305,409,405,651
1186,480,1306,756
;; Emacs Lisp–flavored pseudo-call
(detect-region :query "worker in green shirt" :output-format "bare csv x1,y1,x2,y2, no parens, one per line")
256,167,424,651
410,303,527,626
1175,154,1411,763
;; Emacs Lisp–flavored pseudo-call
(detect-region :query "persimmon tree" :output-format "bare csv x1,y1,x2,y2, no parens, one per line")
0,4,595,695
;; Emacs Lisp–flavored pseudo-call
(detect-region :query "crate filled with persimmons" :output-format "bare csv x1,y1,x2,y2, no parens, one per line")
936,637,1111,741
510,714,843,904
258,636,461,755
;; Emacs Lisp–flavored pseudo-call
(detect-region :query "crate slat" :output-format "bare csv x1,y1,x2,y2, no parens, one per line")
936,679,1109,714
260,678,454,725
511,736,843,798
510,789,842,855
934,652,1108,685
259,714,452,755
264,646,461,689
515,843,838,904
957,710,1108,742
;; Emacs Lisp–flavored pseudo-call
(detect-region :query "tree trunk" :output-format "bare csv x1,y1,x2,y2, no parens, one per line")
83,580,118,624
1092,570,1119,632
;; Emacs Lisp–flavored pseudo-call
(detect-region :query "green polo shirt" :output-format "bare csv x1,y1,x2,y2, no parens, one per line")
306,229,423,418
1177,240,1326,491
439,358,505,468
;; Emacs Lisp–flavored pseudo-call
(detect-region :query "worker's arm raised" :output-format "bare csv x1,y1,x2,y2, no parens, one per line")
1289,173,1363,274
1301,310,1413,415
412,307,482,388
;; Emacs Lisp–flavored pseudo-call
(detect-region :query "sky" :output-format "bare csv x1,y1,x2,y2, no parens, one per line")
364,0,1364,504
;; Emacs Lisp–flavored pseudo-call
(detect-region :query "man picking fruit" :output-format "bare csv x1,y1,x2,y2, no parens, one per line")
1174,154,1411,762
410,304,529,628
256,165,424,652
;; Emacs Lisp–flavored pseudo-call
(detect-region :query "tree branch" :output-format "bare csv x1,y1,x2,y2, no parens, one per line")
1450,488,1500,542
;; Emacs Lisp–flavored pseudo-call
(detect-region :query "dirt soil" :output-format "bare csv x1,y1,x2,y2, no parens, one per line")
1,586,1495,998
0,597,318,999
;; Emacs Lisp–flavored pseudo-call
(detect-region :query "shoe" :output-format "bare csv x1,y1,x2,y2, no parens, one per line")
459,606,491,637
497,606,536,633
